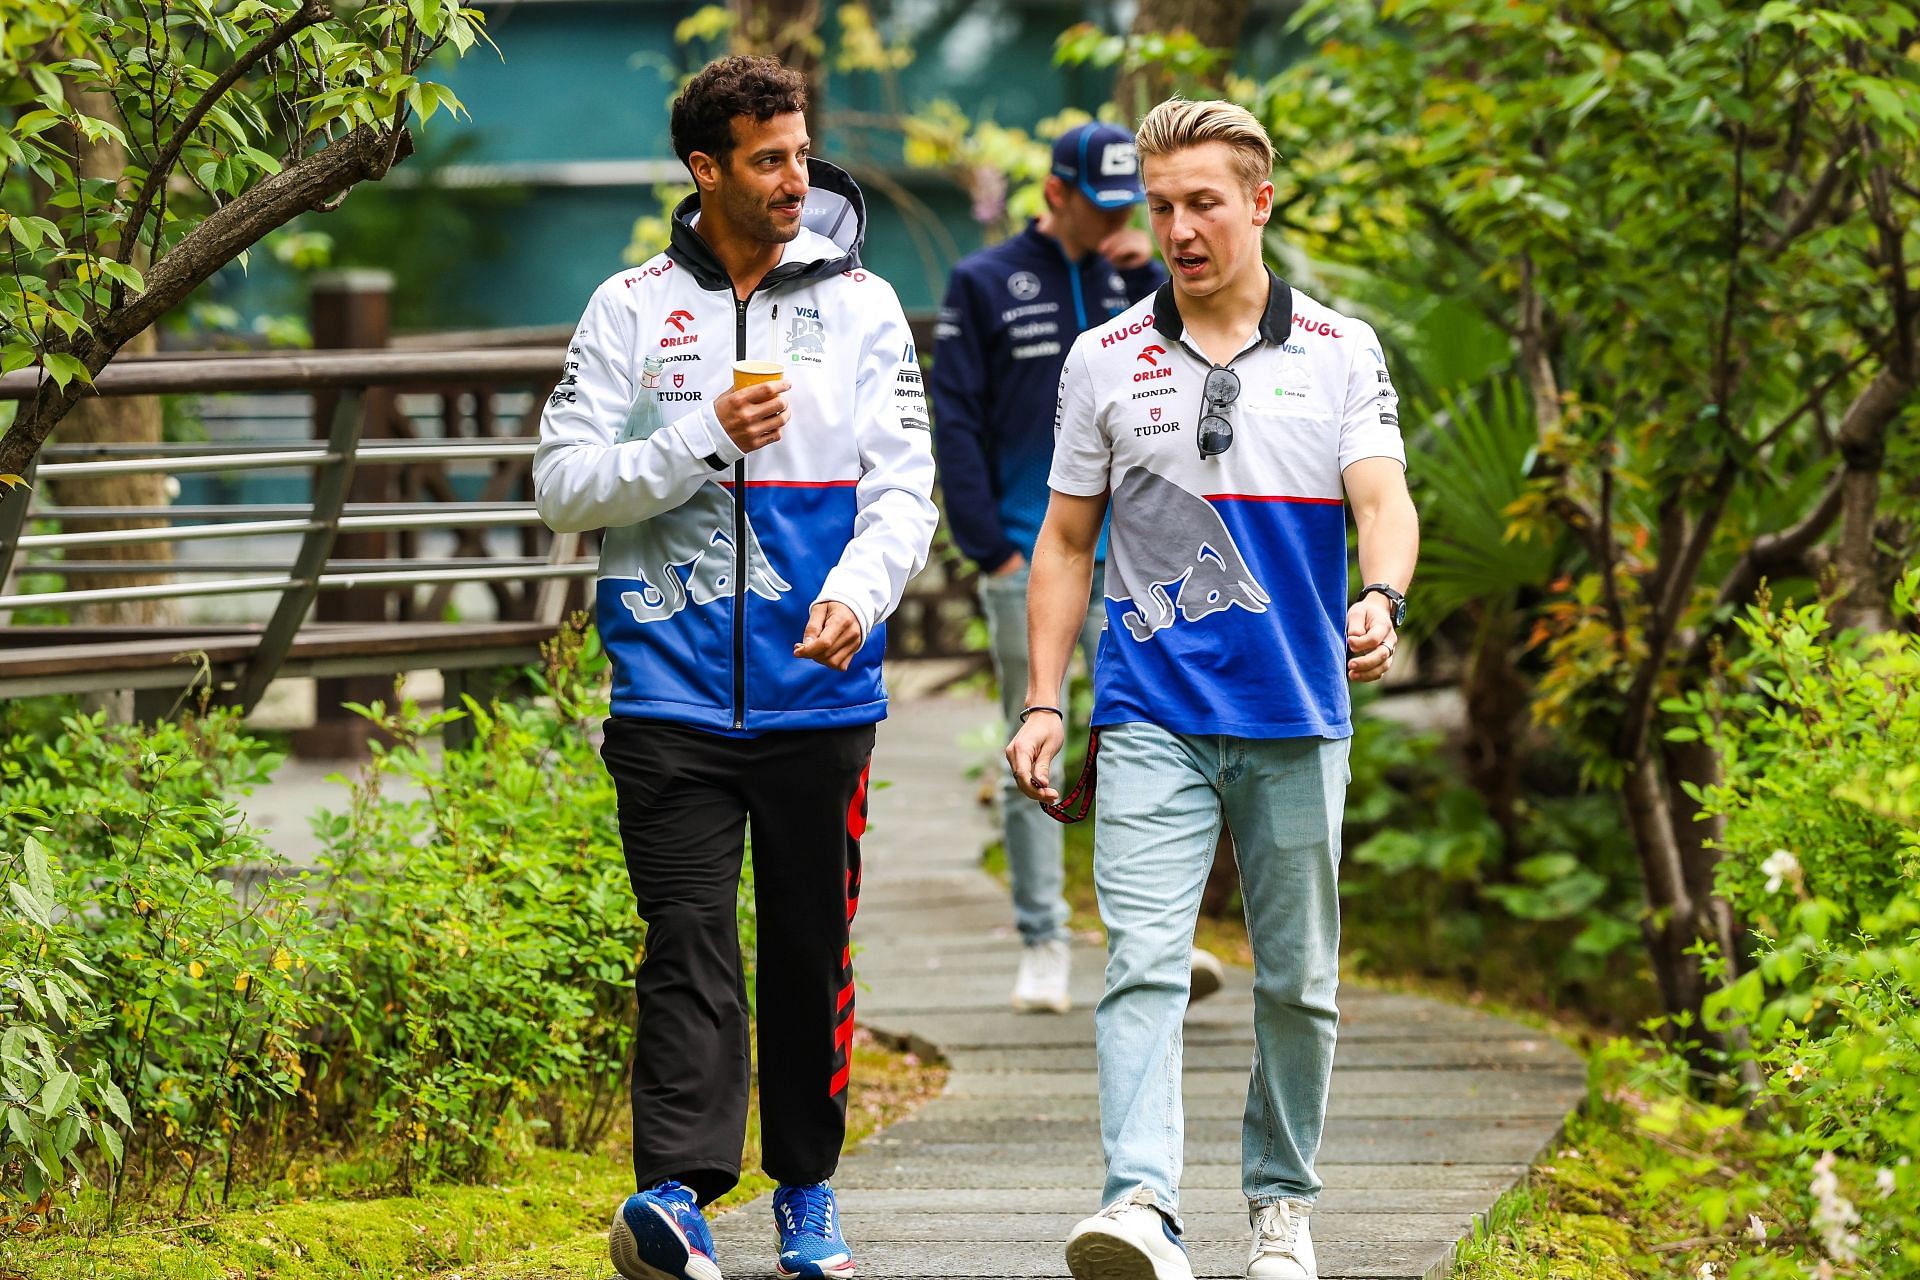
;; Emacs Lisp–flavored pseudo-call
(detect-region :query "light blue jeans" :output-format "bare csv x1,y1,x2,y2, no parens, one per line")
978,563,1106,945
1091,721,1350,1220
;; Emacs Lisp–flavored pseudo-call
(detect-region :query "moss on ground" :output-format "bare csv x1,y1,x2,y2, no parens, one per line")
9,1033,945,1280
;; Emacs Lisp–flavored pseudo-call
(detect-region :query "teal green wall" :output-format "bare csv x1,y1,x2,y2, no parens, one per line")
210,0,1305,332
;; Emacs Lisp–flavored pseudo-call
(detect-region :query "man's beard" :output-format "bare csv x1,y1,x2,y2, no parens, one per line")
722,183,803,246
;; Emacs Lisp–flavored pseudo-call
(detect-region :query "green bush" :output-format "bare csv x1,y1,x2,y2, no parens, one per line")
0,834,127,1237
2,710,337,1218
308,623,644,1188
1341,703,1645,996
1645,576,1920,1275
0,619,750,1213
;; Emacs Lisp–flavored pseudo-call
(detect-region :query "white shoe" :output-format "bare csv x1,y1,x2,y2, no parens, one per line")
1188,947,1225,1003
1012,939,1072,1013
1246,1201,1316,1280
1066,1190,1194,1280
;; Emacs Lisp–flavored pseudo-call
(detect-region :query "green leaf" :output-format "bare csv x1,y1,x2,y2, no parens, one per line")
97,1078,132,1128
41,353,91,389
38,1071,80,1121
94,1118,125,1165
8,880,51,929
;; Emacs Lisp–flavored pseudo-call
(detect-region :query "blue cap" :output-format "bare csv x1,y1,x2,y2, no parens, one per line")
1050,122,1146,209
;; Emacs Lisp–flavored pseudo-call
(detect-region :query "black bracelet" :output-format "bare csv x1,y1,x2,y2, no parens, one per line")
1018,705,1064,723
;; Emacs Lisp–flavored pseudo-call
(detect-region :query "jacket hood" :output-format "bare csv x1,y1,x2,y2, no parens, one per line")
667,157,867,292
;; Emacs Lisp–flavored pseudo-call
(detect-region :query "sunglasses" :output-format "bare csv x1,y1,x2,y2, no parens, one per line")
1197,366,1240,460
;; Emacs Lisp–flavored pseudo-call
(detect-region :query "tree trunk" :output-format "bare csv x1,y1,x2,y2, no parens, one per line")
730,0,824,136
1622,752,1712,1032
1461,599,1528,863
1112,0,1251,123
1832,464,1890,633
43,88,178,631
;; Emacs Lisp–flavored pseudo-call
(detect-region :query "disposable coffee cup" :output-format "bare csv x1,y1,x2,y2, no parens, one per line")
732,360,784,391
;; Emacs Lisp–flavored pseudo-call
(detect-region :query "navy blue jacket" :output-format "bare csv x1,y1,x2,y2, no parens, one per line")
930,224,1164,572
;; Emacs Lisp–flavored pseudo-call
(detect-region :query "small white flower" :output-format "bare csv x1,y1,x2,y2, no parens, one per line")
1810,1152,1862,1263
1762,848,1800,893
1786,1060,1809,1082
1697,1263,1718,1280
1878,1167,1898,1198
1748,1213,1768,1242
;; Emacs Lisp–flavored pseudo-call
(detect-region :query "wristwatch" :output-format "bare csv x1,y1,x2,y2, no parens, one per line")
1359,583,1408,628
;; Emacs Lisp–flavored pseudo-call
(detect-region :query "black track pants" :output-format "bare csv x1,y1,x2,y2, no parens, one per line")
600,716,873,1206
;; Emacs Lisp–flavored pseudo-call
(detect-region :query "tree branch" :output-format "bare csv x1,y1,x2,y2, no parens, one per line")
1616,459,1738,759
0,121,412,481
115,0,332,272
1751,349,1873,453
1767,150,1849,256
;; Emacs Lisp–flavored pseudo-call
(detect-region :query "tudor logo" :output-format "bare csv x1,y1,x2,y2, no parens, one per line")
673,373,686,389
666,309,694,332
1149,406,1162,422
1137,344,1166,367
1292,314,1343,339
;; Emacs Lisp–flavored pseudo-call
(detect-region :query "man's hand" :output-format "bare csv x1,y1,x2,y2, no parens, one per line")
1099,228,1156,271
1006,712,1065,804
990,551,1028,577
1346,594,1398,683
715,380,791,453
795,601,862,670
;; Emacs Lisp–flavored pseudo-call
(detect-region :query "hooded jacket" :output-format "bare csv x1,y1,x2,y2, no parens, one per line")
534,160,937,734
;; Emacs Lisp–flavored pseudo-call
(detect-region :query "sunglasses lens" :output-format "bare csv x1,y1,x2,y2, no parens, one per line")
1199,414,1233,456
1205,368,1240,403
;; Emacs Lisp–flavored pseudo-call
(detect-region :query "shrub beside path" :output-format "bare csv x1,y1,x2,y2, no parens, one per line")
709,688,1586,1279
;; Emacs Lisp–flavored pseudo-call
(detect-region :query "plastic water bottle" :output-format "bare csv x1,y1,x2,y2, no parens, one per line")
619,355,667,442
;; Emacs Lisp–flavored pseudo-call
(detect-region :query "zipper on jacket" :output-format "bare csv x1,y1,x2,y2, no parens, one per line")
732,293,750,730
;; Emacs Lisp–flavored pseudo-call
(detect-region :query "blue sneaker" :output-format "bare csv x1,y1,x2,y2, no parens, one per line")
611,1180,723,1280
773,1181,855,1278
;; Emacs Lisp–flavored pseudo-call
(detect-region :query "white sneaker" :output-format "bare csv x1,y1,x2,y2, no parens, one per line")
1188,947,1225,1003
1011,938,1072,1013
1246,1201,1316,1280
1065,1190,1194,1280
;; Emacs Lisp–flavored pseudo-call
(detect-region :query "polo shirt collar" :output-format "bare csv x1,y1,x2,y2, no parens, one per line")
1150,269,1293,348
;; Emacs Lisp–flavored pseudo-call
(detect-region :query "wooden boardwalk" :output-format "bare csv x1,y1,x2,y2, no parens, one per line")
709,691,1585,1279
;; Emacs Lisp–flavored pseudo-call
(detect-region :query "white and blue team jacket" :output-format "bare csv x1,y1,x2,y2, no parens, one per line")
534,161,937,735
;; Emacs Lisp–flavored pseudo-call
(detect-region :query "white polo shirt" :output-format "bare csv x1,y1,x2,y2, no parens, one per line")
1049,273,1407,739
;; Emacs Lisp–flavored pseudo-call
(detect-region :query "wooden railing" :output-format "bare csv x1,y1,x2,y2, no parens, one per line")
0,335,982,740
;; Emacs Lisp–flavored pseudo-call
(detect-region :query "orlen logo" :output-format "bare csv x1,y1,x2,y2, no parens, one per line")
660,308,697,348
1133,342,1172,382
1100,315,1155,348
1293,314,1342,339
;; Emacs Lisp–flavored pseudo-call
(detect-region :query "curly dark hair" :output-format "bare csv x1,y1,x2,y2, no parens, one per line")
671,56,808,172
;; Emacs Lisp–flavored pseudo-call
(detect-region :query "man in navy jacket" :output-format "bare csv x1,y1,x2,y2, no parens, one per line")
932,122,1218,1013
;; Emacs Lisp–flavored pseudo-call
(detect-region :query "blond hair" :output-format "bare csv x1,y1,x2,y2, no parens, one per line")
1134,99,1275,194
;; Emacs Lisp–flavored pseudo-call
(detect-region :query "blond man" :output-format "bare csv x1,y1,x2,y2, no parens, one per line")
1006,99,1419,1280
